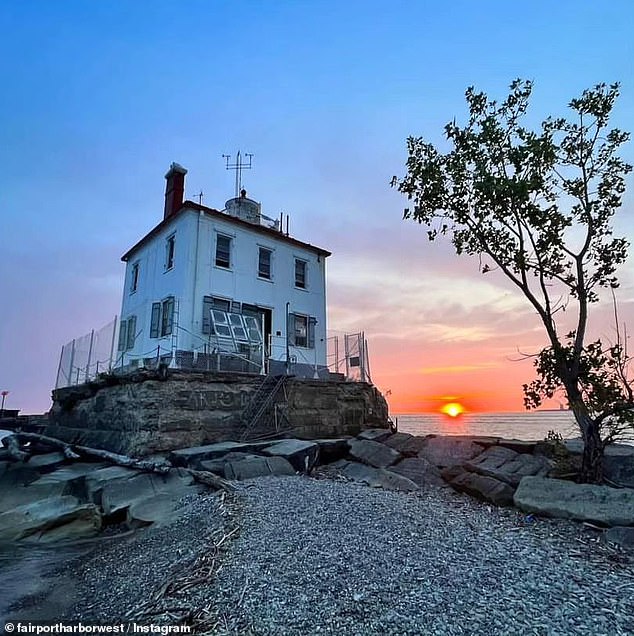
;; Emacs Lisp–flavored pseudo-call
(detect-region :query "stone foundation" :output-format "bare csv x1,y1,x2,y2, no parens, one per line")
47,370,389,456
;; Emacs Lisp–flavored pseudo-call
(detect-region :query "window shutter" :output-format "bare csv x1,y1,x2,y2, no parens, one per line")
202,297,212,335
126,316,136,350
150,303,161,338
288,313,296,346
163,297,174,336
118,320,128,352
308,317,317,349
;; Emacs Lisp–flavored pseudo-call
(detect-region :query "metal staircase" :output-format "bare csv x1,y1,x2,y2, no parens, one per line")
240,374,290,440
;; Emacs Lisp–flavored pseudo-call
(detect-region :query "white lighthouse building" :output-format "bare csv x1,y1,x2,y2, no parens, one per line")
116,162,331,377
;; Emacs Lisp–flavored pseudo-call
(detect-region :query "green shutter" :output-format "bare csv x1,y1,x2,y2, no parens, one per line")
150,303,161,338
288,312,296,346
118,320,128,352
308,317,317,349
162,297,174,336
126,316,136,350
202,296,213,334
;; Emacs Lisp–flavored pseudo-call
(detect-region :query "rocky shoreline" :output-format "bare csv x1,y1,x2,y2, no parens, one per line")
4,478,634,634
2,429,634,632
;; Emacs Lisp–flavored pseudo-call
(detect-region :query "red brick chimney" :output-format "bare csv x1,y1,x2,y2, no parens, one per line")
163,162,187,220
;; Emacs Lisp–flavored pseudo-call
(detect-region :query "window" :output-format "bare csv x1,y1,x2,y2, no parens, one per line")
215,234,232,268
130,262,140,293
295,259,307,289
289,313,316,348
150,296,174,338
258,247,272,279
118,315,137,351
202,296,231,334
165,235,175,270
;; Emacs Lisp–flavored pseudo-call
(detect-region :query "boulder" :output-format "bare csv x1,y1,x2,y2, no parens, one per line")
224,455,296,480
418,437,484,468
357,429,392,443
341,462,419,492
465,446,552,486
497,439,537,454
383,433,429,457
263,439,320,473
347,439,401,468
383,432,413,450
127,493,186,528
200,452,256,475
0,479,69,513
557,440,634,487
313,438,350,464
84,465,140,505
169,441,271,468
0,495,101,542
389,457,445,487
26,452,68,473
449,471,515,506
35,463,109,499
604,526,634,549
514,476,634,526
440,465,465,484
0,463,41,487
100,469,194,516
603,444,634,488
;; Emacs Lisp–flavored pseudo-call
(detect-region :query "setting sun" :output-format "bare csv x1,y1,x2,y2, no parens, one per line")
441,402,465,418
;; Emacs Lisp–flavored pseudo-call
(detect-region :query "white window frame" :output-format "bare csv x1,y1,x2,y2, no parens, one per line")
294,258,307,289
215,233,232,269
289,313,316,349
258,246,273,280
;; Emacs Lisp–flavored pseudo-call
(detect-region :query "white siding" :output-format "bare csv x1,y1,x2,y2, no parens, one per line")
119,207,328,370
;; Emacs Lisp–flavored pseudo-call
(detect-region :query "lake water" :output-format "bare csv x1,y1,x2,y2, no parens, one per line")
395,410,581,441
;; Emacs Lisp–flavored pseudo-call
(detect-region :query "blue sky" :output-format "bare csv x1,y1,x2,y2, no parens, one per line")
1,1,633,413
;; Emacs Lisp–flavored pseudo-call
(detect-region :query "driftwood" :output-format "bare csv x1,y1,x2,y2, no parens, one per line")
185,468,237,493
4,434,29,462
2,431,236,493
3,432,171,473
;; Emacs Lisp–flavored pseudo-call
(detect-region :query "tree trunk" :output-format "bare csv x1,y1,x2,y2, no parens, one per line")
570,405,604,483
580,419,604,483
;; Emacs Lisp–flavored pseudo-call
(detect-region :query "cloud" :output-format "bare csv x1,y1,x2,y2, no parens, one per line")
418,362,500,375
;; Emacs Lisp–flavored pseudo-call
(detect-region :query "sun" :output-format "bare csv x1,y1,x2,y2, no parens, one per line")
441,402,465,418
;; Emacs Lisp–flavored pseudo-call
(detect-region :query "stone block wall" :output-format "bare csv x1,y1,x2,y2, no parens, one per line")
46,370,389,456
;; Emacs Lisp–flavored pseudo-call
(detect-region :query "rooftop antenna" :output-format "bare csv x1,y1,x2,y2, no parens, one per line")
196,191,204,205
222,151,253,198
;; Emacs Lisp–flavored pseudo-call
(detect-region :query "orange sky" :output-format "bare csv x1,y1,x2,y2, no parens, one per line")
326,220,634,415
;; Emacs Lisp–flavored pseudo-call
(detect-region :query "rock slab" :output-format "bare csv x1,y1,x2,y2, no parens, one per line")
389,457,445,487
449,471,515,507
465,446,552,486
222,455,296,480
347,439,401,468
514,476,634,527
263,439,320,473
0,495,101,542
418,437,485,468
341,462,419,492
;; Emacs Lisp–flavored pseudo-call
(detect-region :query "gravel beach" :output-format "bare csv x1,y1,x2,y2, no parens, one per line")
6,476,634,635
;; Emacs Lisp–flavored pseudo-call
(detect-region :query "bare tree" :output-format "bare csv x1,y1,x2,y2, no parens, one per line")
393,80,632,482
